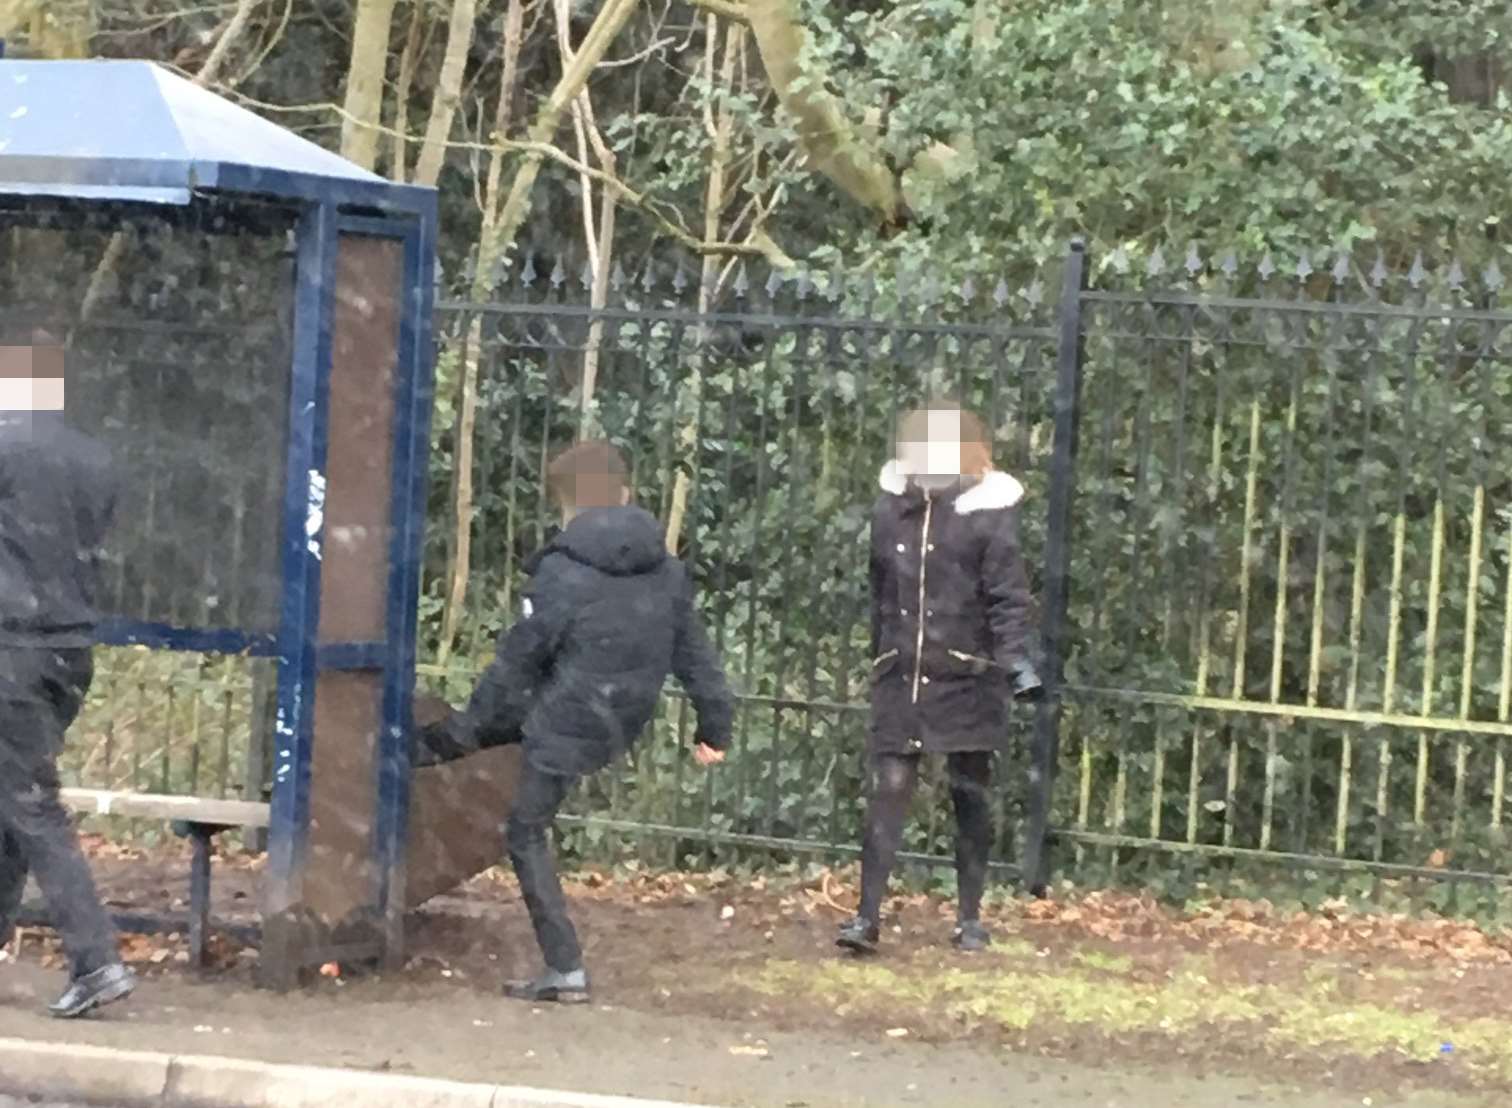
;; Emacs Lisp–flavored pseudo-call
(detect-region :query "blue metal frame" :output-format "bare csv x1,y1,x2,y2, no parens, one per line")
95,620,277,657
264,201,337,945
6,68,441,980
348,200,437,966
314,642,388,671
196,165,433,217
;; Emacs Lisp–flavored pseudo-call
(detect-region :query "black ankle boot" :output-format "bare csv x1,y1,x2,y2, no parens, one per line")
836,915,880,955
503,966,590,1004
951,920,992,952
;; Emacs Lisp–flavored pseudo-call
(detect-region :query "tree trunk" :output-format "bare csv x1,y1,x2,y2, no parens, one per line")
28,0,93,58
487,0,641,261
341,0,401,171
577,135,617,437
413,0,479,188
745,0,901,226
437,0,529,665
665,18,744,555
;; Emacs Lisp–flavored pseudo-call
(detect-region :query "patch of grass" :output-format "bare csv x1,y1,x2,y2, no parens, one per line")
742,954,1512,1083
1071,949,1134,975
992,937,1037,959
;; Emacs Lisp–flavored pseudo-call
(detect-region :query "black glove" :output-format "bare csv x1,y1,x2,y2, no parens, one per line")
413,718,476,768
1010,663,1045,703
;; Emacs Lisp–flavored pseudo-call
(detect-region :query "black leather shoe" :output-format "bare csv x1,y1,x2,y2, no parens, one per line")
48,962,136,1019
503,967,590,1004
951,920,992,952
836,916,880,955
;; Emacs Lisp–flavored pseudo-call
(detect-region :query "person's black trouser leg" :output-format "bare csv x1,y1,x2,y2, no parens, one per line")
857,754,921,923
947,751,994,923
506,762,582,973
0,648,117,979
0,826,25,943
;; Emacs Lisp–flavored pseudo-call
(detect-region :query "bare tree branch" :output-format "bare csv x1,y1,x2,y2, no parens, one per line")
388,1,427,180
218,90,792,262
690,0,747,22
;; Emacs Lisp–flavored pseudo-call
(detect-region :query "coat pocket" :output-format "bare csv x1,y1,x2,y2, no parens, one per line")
869,649,899,684
946,649,996,676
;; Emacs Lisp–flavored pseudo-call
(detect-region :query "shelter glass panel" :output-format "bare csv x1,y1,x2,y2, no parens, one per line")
0,198,295,637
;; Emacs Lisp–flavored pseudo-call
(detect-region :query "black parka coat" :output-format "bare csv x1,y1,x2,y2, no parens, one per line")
0,413,117,648
419,505,734,778
868,463,1041,756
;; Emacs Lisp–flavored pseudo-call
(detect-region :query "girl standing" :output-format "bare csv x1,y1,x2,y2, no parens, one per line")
838,400,1043,955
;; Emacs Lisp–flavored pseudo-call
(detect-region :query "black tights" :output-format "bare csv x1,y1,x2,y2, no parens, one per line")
858,751,994,924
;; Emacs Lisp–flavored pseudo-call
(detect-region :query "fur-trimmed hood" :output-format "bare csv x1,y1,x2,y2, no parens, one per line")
877,460,1025,514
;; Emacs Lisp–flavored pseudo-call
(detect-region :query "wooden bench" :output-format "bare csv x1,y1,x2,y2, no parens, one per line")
57,789,270,968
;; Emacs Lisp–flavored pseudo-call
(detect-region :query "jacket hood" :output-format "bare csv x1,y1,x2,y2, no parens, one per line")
877,460,1024,513
554,505,669,576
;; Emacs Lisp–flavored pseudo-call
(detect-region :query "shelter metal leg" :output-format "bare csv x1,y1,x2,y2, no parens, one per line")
188,826,213,970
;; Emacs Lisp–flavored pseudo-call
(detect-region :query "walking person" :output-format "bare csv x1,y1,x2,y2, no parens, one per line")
415,440,734,1003
0,332,135,1017
838,400,1044,956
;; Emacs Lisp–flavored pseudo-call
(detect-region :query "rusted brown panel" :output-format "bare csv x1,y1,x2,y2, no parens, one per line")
405,745,522,908
319,234,400,645
304,670,385,924
295,234,405,938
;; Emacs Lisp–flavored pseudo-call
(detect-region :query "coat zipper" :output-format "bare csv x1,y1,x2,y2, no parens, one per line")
910,495,934,704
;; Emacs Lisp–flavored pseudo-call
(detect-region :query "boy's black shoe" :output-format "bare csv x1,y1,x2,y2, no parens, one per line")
48,962,136,1019
836,916,880,955
503,967,590,1004
951,920,992,953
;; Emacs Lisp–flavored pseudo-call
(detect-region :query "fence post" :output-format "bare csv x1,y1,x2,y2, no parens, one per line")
1021,238,1088,897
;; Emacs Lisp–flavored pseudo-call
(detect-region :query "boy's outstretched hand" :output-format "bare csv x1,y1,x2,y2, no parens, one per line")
693,742,726,766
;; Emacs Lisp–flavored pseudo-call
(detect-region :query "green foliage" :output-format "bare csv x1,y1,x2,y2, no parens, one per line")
795,0,1512,280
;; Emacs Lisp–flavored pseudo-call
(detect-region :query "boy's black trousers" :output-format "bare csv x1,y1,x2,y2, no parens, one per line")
507,761,583,973
0,647,118,978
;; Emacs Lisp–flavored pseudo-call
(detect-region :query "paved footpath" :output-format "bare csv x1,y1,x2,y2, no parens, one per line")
0,961,1498,1108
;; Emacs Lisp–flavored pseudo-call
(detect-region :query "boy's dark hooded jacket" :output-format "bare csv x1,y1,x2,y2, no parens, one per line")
0,414,117,647
867,462,1041,756
423,505,734,778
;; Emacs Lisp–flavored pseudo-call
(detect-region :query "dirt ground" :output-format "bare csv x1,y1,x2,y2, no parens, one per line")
4,838,1512,1107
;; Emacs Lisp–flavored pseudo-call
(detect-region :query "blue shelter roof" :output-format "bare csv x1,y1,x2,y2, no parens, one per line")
0,60,423,209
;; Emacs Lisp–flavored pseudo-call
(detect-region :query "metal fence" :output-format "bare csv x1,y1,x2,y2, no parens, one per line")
416,258,1068,877
1061,248,1512,905
413,245,1512,903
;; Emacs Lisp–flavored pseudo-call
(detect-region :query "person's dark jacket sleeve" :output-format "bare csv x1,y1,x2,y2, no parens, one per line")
671,569,735,749
416,556,573,764
982,508,1043,701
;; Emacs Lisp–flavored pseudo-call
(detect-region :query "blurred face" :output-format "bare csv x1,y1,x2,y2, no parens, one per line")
559,481,631,524
0,340,65,412
896,407,966,490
